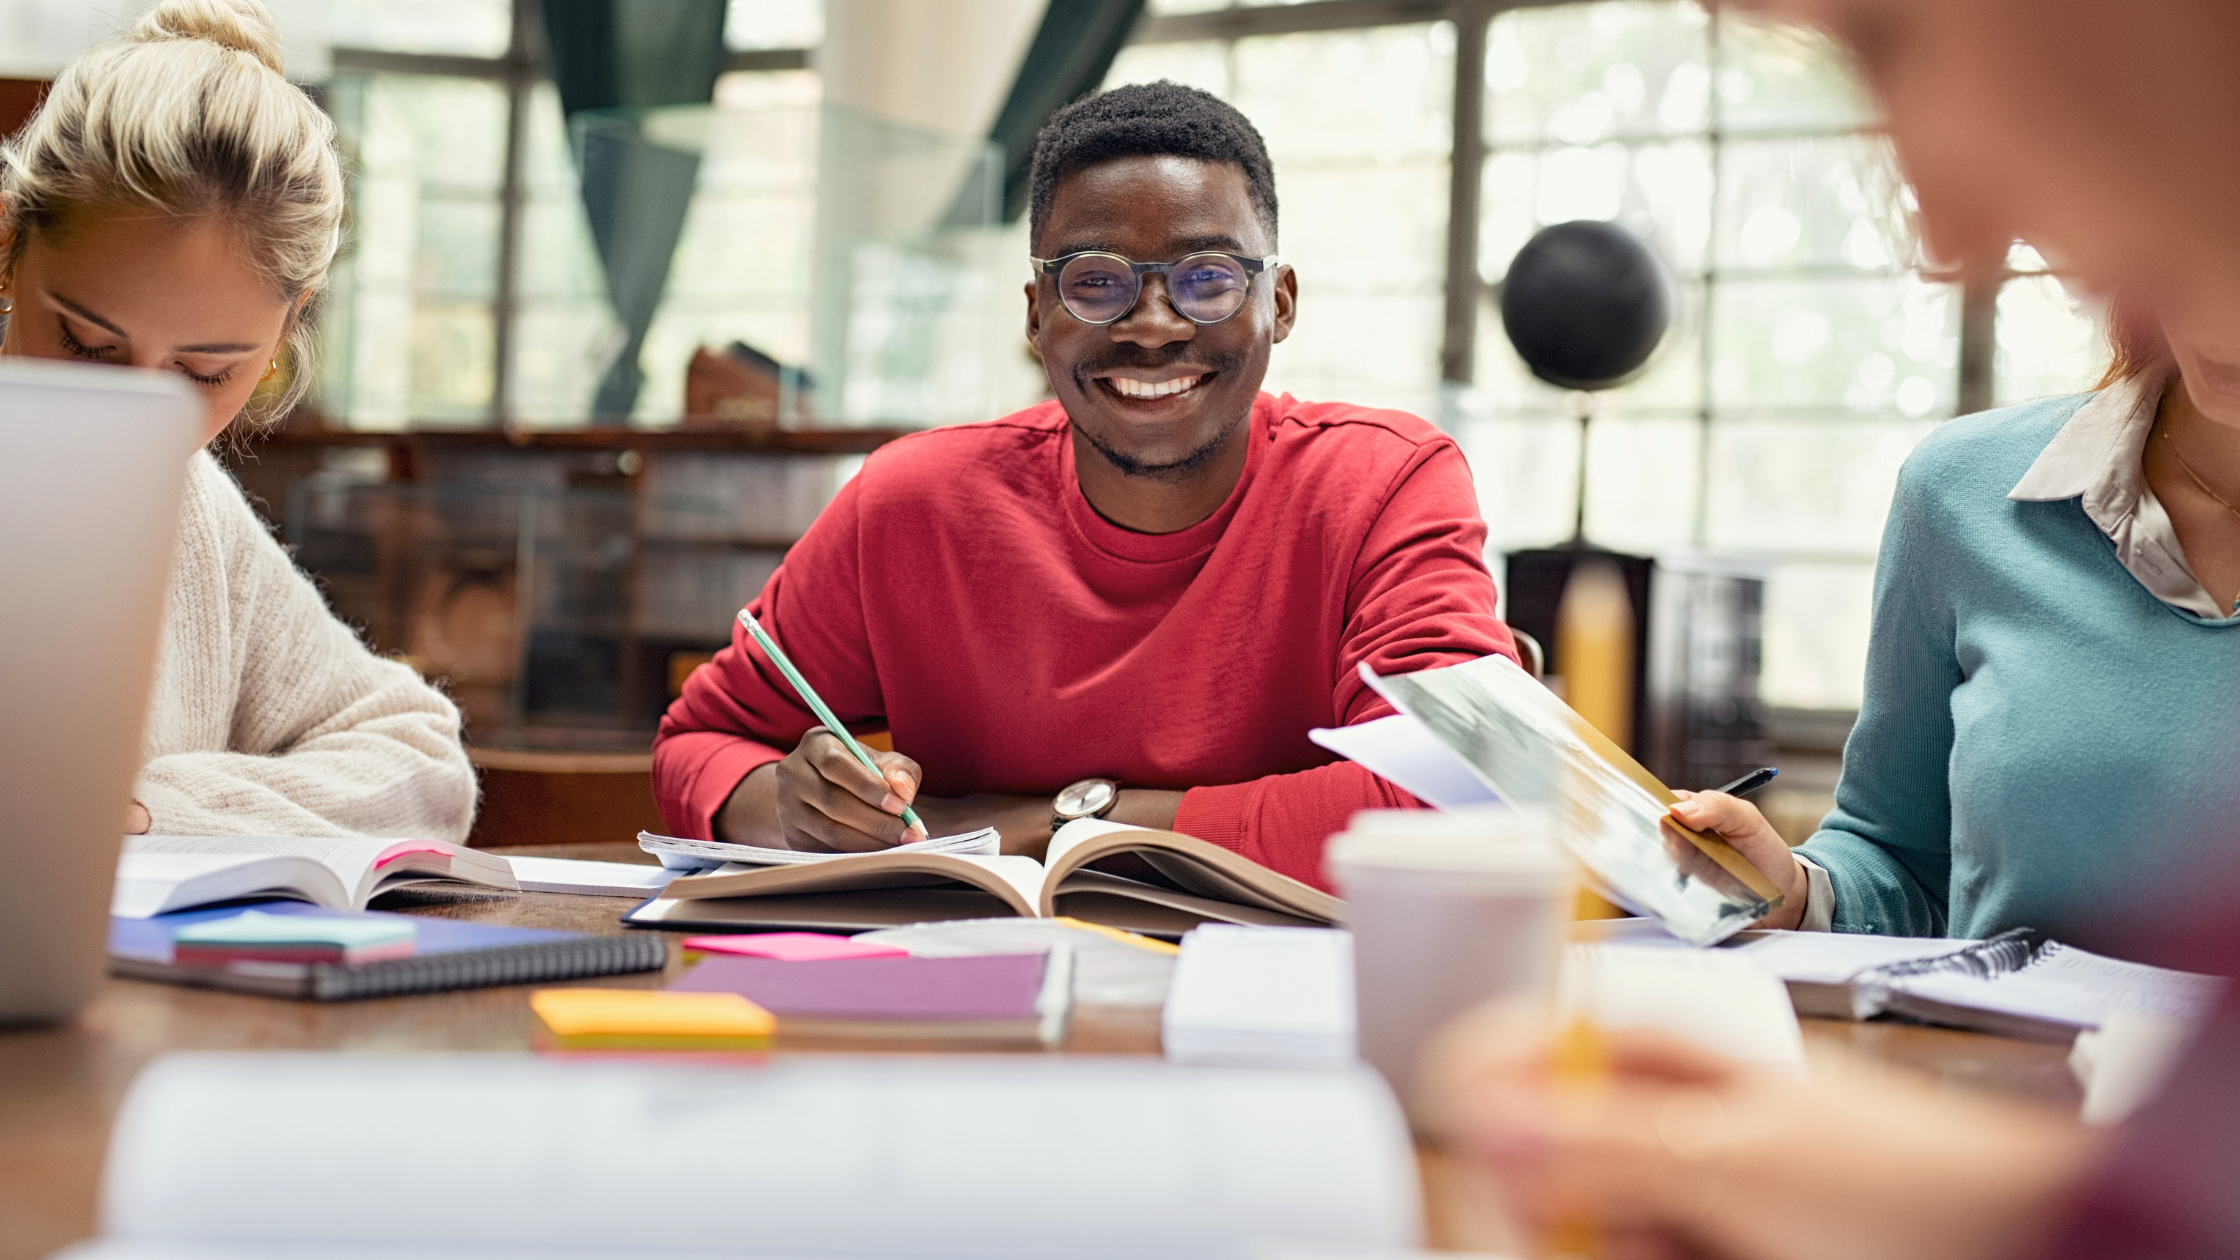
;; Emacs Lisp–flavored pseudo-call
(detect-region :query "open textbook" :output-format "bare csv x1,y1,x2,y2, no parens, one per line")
625,819,1341,938
1350,655,1780,945
112,836,518,919
67,1052,1420,1260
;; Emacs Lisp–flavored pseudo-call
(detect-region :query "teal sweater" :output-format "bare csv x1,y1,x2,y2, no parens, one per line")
1799,393,2240,938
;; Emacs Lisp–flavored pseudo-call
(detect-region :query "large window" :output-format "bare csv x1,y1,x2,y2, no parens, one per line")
1115,0,2106,711
316,0,2110,712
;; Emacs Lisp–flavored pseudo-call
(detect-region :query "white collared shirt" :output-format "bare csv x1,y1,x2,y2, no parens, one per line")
1791,370,2224,933
2006,367,2233,619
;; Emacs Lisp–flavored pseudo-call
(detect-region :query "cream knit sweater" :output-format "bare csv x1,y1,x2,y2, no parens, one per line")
133,452,478,842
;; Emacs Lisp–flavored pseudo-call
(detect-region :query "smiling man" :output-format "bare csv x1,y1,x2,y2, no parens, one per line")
653,82,1515,886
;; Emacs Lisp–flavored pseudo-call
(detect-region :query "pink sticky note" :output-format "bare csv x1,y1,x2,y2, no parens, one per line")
682,932,908,962
373,841,453,869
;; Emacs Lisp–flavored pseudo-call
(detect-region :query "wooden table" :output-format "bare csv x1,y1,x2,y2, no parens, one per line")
0,845,2080,1260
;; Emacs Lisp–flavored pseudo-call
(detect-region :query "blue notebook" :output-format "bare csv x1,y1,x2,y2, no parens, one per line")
110,902,666,1001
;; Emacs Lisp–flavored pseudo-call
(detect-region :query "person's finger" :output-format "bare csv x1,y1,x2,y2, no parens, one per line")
871,750,923,816
1667,790,1767,838
800,728,895,809
775,749,912,851
792,766,915,849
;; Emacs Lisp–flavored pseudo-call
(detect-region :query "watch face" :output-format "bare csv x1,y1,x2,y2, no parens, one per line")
1055,778,1117,818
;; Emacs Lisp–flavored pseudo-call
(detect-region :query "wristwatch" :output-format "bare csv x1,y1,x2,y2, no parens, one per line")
1051,778,1120,832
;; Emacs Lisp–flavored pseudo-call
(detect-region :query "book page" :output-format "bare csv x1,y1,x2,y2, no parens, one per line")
101,1053,1422,1258
110,853,349,919
1044,822,1342,923
124,835,393,902
1722,931,1974,986
639,827,1000,871
1308,713,1500,809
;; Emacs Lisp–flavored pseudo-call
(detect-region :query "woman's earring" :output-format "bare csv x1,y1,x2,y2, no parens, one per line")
0,293,13,315
261,359,278,383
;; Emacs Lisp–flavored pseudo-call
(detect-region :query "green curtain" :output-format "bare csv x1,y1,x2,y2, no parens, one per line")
543,0,727,421
952,0,1147,226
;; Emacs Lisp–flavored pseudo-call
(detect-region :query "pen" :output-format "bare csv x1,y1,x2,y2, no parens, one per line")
736,608,928,838
1710,766,1778,798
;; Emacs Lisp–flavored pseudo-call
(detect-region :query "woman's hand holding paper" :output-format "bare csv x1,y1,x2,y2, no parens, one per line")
1669,791,1809,931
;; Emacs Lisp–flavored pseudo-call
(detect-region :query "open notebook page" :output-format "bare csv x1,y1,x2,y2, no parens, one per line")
1885,942,2226,1030
640,827,1000,871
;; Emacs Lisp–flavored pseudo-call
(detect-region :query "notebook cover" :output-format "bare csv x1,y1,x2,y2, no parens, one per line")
110,902,667,1001
668,952,1047,1022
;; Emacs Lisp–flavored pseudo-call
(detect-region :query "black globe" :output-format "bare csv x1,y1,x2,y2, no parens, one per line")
1498,220,1670,391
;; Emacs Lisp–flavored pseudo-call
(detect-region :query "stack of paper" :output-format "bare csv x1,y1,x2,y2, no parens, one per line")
1567,943,1807,1070
530,989,775,1052
682,931,907,961
1163,925,1356,1069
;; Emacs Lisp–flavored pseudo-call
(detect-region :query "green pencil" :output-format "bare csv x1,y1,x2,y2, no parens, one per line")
736,608,928,837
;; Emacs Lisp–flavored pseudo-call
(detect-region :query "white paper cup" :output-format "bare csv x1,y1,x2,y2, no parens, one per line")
1328,805,1570,1127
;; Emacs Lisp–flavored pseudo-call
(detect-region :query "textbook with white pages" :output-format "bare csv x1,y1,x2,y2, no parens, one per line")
65,1052,1421,1260
625,819,1341,938
111,835,517,919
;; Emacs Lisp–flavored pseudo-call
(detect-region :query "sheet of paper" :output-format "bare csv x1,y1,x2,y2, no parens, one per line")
1569,943,1807,1071
1308,714,1500,809
1363,656,1770,945
638,826,1001,871
1720,931,1973,986
102,1053,1421,1257
1164,925,1356,1070
506,856,678,898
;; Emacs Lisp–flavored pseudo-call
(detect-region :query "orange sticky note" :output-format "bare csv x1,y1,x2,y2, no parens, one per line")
531,988,774,1050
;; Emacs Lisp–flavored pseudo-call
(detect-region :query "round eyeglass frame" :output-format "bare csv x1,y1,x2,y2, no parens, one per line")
1031,250,1283,327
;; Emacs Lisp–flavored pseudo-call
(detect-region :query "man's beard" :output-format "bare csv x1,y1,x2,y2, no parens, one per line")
1071,407,1247,482
1066,347,1249,482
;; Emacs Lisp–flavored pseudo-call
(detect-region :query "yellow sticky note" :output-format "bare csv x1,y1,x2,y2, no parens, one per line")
532,988,774,1043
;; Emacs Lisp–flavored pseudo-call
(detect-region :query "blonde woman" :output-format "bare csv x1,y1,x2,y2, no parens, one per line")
0,0,475,841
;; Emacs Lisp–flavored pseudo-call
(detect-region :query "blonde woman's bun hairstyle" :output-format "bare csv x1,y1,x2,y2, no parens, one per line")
132,0,288,76
0,0,342,423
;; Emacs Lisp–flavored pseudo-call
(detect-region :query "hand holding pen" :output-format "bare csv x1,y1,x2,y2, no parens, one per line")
738,608,930,848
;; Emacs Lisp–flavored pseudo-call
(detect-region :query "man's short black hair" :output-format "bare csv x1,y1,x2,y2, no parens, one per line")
1027,81,1278,250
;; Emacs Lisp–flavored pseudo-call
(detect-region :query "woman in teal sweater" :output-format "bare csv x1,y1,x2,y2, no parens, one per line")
1677,312,2240,938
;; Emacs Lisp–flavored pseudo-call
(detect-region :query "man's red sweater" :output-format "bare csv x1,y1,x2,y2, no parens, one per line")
652,392,1515,888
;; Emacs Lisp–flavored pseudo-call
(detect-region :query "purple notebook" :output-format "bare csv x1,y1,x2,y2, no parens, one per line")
670,952,1048,1023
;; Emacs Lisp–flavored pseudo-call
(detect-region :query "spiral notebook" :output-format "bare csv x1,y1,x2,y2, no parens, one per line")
109,902,666,1001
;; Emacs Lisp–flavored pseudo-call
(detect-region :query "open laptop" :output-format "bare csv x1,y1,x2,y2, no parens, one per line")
0,359,202,1023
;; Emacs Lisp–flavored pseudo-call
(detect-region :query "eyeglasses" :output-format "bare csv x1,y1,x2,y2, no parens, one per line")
1031,250,1282,327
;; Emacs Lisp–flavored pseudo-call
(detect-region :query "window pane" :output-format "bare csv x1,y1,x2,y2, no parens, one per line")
726,0,822,49
1995,273,2108,406
1455,414,1582,555
1486,1,1712,146
1761,560,1875,709
1583,414,1701,553
634,70,824,424
1104,40,1233,99
329,0,510,56
1714,13,1875,135
511,83,622,426
1709,275,1958,416
1702,418,1931,555
1715,134,1912,273
322,74,506,427
1482,139,1713,276
1223,24,1454,415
